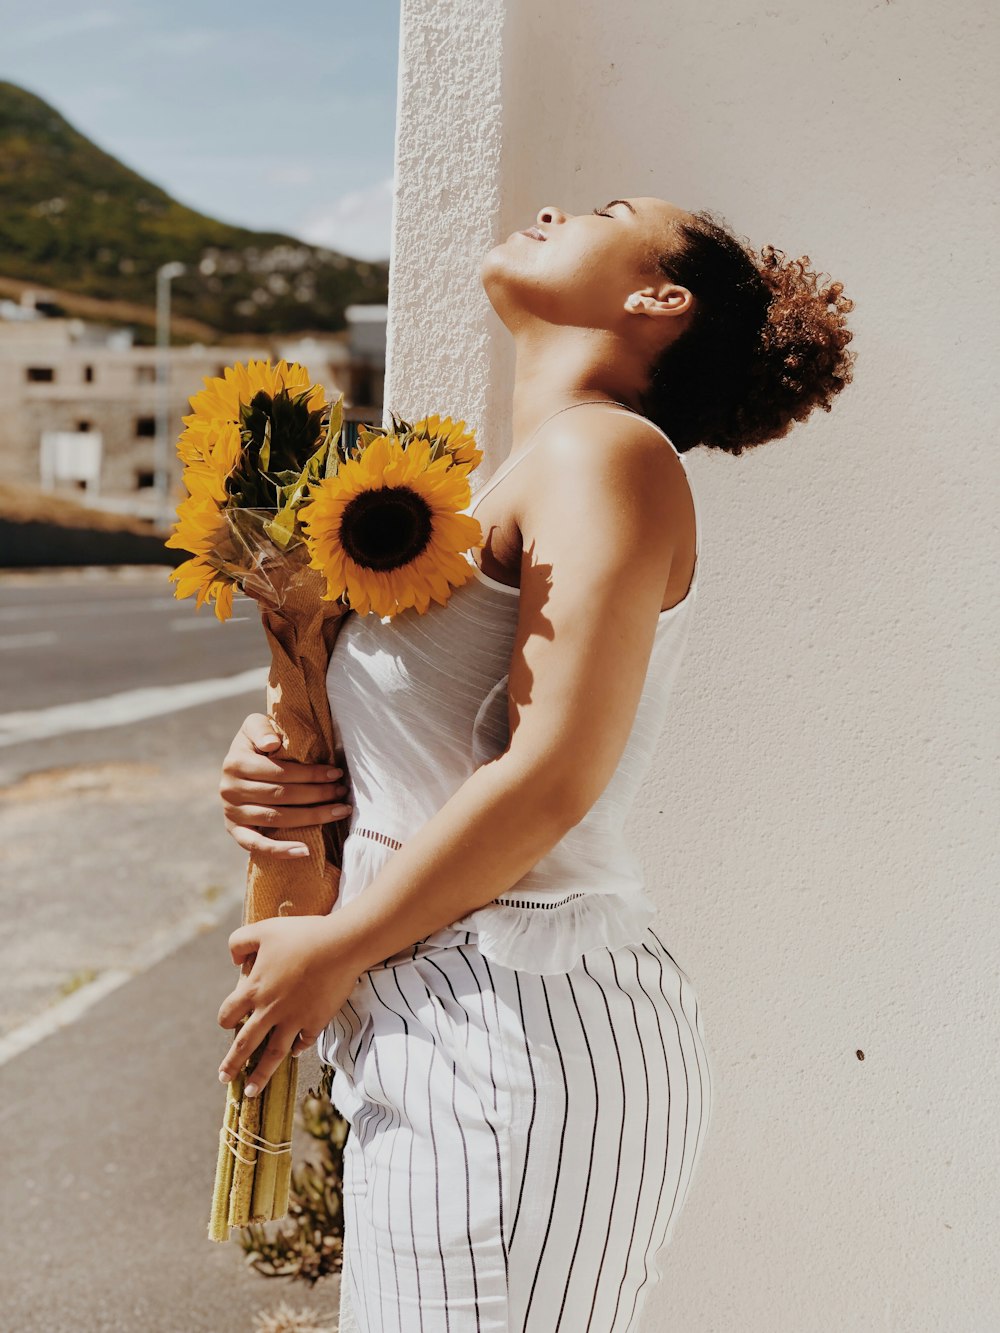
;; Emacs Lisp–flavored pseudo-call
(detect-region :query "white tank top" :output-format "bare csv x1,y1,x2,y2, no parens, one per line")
325,401,701,974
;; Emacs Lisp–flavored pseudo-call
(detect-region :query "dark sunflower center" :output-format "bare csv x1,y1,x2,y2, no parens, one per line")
340,487,434,571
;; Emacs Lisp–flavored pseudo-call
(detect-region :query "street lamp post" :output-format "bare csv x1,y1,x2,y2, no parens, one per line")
155,261,187,525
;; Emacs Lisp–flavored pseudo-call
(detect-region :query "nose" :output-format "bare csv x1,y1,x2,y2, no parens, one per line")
536,205,566,226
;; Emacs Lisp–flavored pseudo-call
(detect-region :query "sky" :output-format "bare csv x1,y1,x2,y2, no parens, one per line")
1,0,400,261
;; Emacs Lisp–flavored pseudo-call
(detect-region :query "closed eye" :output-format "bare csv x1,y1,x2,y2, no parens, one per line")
591,207,613,217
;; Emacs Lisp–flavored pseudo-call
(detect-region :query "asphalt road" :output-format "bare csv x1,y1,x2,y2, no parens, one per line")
0,565,264,714
0,566,343,1330
0,567,271,1038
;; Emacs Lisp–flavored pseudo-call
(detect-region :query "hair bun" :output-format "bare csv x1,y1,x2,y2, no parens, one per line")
640,215,857,455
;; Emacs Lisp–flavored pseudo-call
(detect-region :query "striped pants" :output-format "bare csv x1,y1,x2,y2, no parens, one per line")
318,921,714,1333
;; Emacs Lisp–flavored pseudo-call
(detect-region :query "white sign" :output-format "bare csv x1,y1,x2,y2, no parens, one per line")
39,430,103,495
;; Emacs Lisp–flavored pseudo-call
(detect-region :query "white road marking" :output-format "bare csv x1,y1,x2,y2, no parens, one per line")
0,666,269,748
0,885,245,1067
0,597,184,623
171,616,253,631
0,632,58,651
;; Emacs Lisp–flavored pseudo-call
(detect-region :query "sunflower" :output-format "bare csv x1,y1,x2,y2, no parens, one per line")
186,358,325,428
166,493,226,554
179,420,243,504
167,555,235,623
165,493,238,622
298,432,484,618
178,359,326,464
408,413,483,471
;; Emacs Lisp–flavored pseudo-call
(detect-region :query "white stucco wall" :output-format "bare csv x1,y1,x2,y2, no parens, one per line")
387,1,999,1328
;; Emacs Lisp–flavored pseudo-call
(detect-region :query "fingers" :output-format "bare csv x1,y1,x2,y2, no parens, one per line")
217,1011,273,1085
232,716,342,785
217,988,319,1085
219,779,351,859
228,924,260,966
224,716,343,788
224,1023,298,1098
223,750,343,789
221,715,353,856
241,712,283,755
290,1031,318,1056
223,798,353,832
218,973,257,1031
241,757,346,785
225,823,315,859
225,777,349,808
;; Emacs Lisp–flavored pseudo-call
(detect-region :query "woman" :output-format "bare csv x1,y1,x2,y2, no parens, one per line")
216,196,856,1330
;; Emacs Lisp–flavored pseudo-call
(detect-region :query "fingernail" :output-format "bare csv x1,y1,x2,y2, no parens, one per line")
326,768,341,778
245,1083,258,1097
218,1069,229,1082
290,846,310,857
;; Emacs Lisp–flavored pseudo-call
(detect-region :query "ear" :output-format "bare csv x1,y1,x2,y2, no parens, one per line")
648,282,694,319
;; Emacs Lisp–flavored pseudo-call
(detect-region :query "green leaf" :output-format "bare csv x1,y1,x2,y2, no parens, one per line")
322,397,344,478
279,436,330,510
259,416,272,472
264,506,298,549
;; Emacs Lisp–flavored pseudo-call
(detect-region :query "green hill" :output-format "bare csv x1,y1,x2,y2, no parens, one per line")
0,81,389,342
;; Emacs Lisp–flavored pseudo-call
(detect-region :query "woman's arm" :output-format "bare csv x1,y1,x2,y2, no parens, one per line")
326,414,682,974
217,417,684,1091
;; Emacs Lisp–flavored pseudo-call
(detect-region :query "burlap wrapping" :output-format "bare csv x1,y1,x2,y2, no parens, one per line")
245,570,352,924
208,560,354,1241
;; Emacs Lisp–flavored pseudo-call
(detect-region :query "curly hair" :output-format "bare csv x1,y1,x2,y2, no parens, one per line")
637,209,857,456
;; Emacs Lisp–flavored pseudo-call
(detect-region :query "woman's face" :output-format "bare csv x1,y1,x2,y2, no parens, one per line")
480,195,693,333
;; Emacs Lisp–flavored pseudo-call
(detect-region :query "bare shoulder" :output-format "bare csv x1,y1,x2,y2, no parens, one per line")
513,407,689,566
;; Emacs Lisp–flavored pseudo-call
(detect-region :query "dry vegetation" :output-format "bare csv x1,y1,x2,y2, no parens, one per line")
0,479,161,534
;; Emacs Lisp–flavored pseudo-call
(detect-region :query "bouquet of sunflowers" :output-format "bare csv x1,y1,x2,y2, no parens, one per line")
165,359,484,1240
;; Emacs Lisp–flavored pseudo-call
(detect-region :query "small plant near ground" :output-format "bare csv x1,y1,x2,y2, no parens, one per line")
250,1298,339,1332
56,967,100,999
239,1062,349,1285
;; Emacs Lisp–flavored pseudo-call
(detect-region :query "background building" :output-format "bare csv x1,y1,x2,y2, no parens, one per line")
0,291,387,523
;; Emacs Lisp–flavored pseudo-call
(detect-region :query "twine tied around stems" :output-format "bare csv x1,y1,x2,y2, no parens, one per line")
221,1120,294,1167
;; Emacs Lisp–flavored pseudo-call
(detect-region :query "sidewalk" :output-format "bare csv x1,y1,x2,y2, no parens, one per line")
0,900,341,1333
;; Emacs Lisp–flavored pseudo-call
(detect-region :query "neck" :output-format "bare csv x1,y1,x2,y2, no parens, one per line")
508,327,648,449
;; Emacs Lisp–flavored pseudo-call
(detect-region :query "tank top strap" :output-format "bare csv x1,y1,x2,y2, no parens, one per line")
475,401,700,571
467,398,634,516
601,404,684,465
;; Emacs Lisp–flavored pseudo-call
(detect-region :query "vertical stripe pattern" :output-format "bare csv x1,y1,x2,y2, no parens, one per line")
320,923,714,1332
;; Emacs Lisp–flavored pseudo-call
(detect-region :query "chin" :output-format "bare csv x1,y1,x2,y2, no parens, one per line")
479,240,541,327
480,237,508,269
478,243,509,294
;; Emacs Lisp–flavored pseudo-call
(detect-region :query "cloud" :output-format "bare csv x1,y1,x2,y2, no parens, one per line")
297,176,394,262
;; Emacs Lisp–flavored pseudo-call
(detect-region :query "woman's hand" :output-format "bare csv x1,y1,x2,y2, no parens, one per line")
217,914,362,1089
219,713,353,858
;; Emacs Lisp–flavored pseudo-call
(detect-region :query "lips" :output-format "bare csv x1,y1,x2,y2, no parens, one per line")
519,227,546,241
